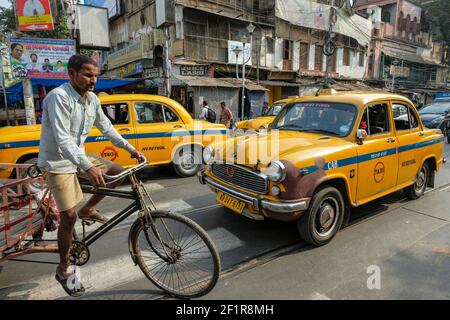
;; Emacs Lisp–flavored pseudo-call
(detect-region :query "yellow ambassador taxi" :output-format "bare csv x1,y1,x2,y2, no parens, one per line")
0,94,227,179
199,90,446,246
235,99,290,132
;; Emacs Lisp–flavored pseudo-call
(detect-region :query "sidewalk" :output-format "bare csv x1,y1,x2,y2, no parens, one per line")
201,186,450,300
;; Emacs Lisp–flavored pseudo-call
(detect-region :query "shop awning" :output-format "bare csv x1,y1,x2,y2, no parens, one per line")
174,76,269,91
6,78,142,93
382,47,445,67
259,80,300,87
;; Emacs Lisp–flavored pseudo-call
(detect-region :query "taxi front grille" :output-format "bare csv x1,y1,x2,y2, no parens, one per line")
211,163,268,194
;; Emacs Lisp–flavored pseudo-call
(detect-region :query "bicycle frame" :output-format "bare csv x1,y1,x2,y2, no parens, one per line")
0,173,149,262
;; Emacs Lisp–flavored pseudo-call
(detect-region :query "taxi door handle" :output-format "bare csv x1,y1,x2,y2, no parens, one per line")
386,138,396,143
119,128,131,132
173,125,183,129
418,132,425,136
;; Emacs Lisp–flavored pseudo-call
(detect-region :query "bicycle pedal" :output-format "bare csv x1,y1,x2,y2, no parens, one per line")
81,219,96,226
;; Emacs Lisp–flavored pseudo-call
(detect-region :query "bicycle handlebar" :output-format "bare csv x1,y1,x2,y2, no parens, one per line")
103,155,148,181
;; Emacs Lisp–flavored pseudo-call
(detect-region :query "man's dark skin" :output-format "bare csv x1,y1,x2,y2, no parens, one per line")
57,62,142,279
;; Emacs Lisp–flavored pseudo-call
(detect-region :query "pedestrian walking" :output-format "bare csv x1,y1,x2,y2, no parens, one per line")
199,100,216,123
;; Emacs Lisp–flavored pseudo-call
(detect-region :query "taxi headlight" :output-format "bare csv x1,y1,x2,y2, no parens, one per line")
266,161,286,183
203,145,215,164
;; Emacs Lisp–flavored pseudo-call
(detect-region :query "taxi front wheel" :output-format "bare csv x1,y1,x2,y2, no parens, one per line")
173,146,202,177
404,162,429,200
297,186,345,247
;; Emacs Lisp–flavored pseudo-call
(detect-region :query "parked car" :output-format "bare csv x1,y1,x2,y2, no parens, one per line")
0,94,228,179
199,90,445,247
418,102,450,137
235,99,291,132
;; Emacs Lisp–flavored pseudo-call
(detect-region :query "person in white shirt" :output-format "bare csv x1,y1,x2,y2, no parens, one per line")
26,53,41,72
199,101,210,121
23,0,46,16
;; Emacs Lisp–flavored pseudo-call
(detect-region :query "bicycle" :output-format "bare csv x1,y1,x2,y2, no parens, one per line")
1,157,221,299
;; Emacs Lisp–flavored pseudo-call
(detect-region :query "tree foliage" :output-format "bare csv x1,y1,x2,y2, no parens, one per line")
423,0,450,63
0,0,72,40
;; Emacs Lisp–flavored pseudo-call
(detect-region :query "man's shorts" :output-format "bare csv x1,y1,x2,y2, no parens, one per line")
43,155,114,212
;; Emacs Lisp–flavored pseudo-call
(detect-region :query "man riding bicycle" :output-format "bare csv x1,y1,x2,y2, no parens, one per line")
37,54,144,297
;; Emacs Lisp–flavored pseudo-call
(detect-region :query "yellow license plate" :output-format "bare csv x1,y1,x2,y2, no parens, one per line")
216,191,246,214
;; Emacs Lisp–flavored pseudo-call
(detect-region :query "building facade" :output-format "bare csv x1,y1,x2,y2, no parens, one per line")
354,0,447,95
104,1,446,118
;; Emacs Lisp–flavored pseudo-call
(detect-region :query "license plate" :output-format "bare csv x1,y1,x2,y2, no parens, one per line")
216,191,245,214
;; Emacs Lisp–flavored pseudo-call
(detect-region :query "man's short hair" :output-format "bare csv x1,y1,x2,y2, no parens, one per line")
68,54,98,72
30,53,37,58
11,43,23,51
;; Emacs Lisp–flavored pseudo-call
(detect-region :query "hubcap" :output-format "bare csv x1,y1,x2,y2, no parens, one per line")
181,152,196,170
415,167,427,192
319,203,335,230
315,197,339,237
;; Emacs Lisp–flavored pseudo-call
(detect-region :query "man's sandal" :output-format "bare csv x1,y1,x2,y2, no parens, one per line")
78,211,108,225
55,273,85,298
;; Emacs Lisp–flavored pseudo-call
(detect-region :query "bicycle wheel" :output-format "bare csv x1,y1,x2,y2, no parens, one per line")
129,210,221,298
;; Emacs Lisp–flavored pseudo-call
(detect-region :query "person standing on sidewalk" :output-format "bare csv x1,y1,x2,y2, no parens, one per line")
219,101,233,128
37,54,143,297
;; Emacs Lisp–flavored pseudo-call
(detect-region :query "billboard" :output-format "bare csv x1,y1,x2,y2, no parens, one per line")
9,38,76,79
83,0,120,19
16,0,54,31
76,5,111,50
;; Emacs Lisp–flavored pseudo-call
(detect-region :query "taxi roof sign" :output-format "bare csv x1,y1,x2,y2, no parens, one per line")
317,88,338,96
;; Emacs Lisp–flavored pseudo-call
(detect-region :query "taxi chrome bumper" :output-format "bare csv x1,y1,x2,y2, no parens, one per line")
199,171,308,213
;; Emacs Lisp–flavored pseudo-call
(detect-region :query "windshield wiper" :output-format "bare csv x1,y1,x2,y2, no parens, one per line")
303,129,338,136
276,124,304,130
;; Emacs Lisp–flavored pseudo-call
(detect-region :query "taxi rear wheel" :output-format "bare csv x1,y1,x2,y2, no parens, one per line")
404,162,429,200
297,186,345,247
173,146,202,177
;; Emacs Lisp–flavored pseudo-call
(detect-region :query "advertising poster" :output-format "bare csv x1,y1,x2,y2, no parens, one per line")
9,38,76,79
16,0,54,32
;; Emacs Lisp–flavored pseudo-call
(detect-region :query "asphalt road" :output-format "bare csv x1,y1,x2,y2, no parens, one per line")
0,145,449,300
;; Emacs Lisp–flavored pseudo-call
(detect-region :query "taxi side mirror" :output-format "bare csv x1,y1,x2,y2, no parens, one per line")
357,129,368,145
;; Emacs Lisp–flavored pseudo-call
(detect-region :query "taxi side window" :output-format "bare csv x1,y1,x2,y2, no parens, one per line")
393,103,419,131
135,103,164,124
163,106,179,123
359,104,390,136
101,103,129,125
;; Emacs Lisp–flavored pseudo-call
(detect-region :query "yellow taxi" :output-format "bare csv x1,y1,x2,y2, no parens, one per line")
0,94,227,179
235,99,291,132
199,90,446,246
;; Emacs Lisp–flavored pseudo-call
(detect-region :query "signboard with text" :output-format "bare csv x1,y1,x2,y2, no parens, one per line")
180,65,207,77
9,38,76,79
16,0,54,32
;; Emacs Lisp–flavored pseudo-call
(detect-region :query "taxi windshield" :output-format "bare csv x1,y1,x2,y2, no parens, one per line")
266,103,285,116
272,102,357,137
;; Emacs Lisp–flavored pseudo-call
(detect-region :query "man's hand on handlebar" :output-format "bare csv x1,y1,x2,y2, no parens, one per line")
130,149,145,163
86,166,107,188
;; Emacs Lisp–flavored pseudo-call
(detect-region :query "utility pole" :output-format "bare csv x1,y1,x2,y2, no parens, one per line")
164,26,171,98
0,48,10,126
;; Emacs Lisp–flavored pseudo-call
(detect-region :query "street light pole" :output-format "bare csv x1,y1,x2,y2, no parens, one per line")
240,23,255,120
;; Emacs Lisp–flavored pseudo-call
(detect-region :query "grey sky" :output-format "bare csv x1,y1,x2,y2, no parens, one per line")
0,0,11,9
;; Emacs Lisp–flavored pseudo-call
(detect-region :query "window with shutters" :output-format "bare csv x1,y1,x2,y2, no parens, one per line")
300,43,309,70
359,51,365,67
315,45,323,71
343,47,350,66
